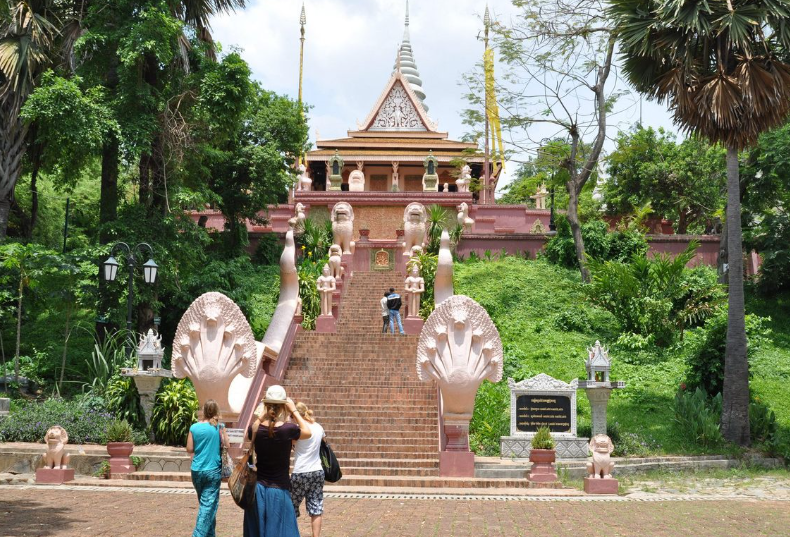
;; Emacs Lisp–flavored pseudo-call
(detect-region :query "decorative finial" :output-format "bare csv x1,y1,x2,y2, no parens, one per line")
300,2,306,26
405,0,410,27
484,5,490,27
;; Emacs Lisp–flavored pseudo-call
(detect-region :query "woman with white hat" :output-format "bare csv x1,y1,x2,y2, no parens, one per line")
243,385,312,537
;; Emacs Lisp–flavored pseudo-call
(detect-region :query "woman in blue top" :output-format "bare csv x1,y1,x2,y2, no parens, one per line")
187,399,229,537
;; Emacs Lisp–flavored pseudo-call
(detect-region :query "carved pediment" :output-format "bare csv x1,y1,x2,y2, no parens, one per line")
508,373,578,392
360,73,437,132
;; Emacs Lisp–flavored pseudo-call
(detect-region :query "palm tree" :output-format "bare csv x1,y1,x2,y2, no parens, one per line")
0,0,75,238
609,0,790,445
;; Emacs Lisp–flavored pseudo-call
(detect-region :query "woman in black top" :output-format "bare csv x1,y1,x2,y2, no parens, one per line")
243,385,311,537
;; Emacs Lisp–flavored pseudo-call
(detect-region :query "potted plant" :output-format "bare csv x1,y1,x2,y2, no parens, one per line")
106,419,135,476
358,222,371,239
528,425,558,483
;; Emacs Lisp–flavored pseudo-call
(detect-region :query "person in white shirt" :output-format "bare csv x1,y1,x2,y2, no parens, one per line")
291,402,326,537
380,291,390,333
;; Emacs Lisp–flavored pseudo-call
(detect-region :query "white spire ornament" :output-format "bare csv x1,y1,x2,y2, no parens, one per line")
393,0,428,111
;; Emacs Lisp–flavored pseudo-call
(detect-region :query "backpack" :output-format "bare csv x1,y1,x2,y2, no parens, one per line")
320,439,342,482
387,293,402,310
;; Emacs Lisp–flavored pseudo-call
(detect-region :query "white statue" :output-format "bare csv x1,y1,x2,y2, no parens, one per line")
297,164,312,191
42,426,70,469
316,264,336,317
331,202,355,254
587,434,615,478
457,202,474,232
531,184,549,209
288,202,306,230
456,164,471,193
443,182,449,192
172,292,258,417
328,244,344,280
392,162,400,190
403,202,427,257
404,266,425,318
348,170,365,192
417,295,503,420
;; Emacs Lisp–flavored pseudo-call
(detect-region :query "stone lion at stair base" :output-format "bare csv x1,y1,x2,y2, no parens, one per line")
587,434,615,478
42,426,70,469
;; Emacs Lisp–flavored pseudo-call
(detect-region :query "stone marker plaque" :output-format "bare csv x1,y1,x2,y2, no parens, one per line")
500,373,588,459
515,394,572,433
226,428,245,444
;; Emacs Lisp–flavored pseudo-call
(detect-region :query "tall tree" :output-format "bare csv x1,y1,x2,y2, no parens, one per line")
610,0,790,445
0,0,79,238
465,0,619,282
603,126,726,233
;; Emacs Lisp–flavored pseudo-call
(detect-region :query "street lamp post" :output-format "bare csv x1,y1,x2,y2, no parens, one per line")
103,242,159,358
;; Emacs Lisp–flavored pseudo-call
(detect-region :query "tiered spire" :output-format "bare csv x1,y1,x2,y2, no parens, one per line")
393,0,428,112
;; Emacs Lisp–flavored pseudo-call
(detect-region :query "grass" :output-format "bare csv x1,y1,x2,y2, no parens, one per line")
457,256,790,458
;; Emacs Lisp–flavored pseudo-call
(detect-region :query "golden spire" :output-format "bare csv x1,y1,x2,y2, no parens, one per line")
298,2,306,106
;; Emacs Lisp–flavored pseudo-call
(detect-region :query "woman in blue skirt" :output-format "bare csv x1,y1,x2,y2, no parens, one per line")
244,385,312,537
187,399,229,537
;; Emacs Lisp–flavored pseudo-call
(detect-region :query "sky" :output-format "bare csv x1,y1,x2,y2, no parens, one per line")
209,0,680,191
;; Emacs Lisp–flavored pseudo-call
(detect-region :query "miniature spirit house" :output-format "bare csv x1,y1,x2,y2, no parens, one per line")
137,329,164,371
586,340,611,383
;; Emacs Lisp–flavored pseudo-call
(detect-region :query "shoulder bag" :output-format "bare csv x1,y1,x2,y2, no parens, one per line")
218,424,233,479
320,438,342,483
228,421,259,508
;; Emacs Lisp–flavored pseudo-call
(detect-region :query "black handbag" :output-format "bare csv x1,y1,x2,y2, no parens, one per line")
319,439,342,483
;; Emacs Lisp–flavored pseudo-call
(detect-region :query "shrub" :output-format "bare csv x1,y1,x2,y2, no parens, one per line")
105,376,145,430
749,397,778,445
685,312,771,396
151,379,198,446
543,215,648,268
531,425,555,449
673,387,723,448
0,398,114,444
106,419,133,443
253,233,281,265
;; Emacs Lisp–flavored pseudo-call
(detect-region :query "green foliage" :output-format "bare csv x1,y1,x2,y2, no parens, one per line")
297,218,333,261
586,243,724,346
749,397,777,445
297,258,326,330
105,376,145,430
531,425,555,449
150,378,198,446
544,215,648,269
0,398,114,444
84,329,133,395
674,388,723,448
253,234,281,265
685,312,771,396
106,418,133,443
603,126,725,233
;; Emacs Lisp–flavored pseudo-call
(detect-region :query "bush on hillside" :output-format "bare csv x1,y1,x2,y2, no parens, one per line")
674,387,723,448
543,215,648,269
586,243,724,346
685,311,770,396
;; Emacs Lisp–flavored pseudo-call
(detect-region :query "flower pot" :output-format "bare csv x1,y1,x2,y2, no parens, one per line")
528,448,557,483
359,229,370,237
395,229,405,237
107,442,135,476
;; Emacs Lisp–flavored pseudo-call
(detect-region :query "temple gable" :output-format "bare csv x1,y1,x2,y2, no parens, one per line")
369,81,428,132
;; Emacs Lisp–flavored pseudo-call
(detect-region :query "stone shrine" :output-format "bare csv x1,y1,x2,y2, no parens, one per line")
578,341,625,437
501,374,588,459
121,330,173,436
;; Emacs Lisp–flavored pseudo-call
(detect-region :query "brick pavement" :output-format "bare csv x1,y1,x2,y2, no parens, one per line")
2,487,790,536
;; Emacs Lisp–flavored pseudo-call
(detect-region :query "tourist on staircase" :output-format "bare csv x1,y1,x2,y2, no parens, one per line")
186,399,228,537
381,291,391,333
291,402,326,537
387,287,405,335
244,385,312,537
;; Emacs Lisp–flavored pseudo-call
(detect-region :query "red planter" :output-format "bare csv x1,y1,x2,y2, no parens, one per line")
359,229,371,237
395,229,405,237
107,442,134,476
528,448,557,483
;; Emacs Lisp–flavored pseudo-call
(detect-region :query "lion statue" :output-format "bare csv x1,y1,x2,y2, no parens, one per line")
42,425,70,469
403,202,427,257
457,202,474,232
586,434,615,479
331,202,355,254
297,164,312,191
348,170,365,192
328,244,344,279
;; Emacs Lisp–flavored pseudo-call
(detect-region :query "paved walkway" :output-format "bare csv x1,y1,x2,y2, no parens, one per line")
2,485,790,536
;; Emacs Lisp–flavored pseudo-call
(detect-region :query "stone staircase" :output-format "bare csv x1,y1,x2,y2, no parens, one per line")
283,270,443,486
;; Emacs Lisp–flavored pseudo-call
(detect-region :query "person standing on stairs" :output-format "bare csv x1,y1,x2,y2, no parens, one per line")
380,291,391,333
387,287,405,335
291,402,326,537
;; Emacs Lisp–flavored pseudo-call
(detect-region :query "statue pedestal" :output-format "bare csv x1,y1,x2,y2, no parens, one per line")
403,316,423,335
36,468,74,484
439,451,475,477
121,370,172,442
328,175,342,190
422,174,438,192
315,315,336,333
585,388,612,437
584,477,618,494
